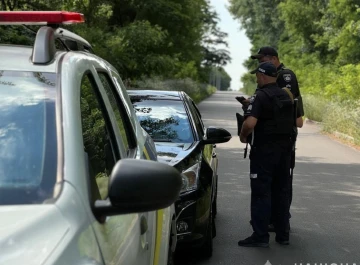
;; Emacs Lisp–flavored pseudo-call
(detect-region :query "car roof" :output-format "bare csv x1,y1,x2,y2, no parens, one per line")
0,24,97,73
0,45,64,73
127,89,182,100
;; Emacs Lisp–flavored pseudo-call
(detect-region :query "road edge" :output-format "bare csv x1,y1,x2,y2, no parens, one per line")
305,118,360,152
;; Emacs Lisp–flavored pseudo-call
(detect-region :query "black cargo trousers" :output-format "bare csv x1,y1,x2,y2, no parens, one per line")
249,140,292,242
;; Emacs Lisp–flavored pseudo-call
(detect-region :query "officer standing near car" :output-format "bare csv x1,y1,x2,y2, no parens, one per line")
249,46,304,232
238,61,294,247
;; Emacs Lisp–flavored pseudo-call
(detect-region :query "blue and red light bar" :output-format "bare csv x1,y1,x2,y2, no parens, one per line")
0,11,85,25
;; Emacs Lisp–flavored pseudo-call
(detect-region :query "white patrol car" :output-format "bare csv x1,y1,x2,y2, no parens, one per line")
0,11,181,265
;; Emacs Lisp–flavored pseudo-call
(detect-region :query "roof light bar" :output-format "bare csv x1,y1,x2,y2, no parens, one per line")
0,11,85,25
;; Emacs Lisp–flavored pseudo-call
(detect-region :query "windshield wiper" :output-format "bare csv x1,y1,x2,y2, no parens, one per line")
153,139,173,142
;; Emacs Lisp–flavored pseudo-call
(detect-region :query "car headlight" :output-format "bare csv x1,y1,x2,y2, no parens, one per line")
181,163,200,193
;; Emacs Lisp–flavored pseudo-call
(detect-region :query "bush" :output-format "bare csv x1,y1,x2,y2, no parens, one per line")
128,77,216,103
240,73,257,96
302,94,329,122
322,99,360,145
303,94,360,145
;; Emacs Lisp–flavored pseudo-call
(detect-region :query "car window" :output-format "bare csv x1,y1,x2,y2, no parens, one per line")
80,73,118,201
0,71,57,205
130,98,194,143
191,100,206,131
97,72,134,156
187,97,205,137
110,71,135,121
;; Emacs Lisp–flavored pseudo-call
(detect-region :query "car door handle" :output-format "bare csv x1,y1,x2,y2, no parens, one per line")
140,215,148,235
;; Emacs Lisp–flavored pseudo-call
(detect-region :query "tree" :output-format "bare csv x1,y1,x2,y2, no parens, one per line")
229,0,284,94
1,0,231,84
316,0,360,65
208,67,232,91
219,68,232,91
229,0,360,101
202,4,231,69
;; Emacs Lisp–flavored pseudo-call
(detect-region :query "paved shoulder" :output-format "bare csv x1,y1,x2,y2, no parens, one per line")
176,91,360,265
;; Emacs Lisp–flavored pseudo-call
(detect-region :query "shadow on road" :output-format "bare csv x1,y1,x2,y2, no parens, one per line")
174,146,360,265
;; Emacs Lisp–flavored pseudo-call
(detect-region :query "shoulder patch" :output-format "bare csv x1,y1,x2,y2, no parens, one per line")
283,74,291,82
249,95,256,103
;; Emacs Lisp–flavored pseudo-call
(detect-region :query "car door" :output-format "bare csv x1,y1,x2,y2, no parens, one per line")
108,70,157,162
79,69,155,265
184,95,217,196
189,97,219,202
191,98,217,173
185,96,216,168
95,70,157,264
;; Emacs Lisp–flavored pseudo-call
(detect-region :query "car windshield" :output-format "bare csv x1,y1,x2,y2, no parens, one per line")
130,97,194,143
0,71,58,205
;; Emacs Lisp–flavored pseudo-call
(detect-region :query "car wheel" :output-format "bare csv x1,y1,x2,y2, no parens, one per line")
199,207,213,258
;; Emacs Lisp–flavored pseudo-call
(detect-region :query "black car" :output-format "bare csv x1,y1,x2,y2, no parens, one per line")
128,90,231,257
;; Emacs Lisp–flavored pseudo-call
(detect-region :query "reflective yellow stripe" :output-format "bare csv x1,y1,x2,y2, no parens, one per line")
143,147,150,160
154,209,164,265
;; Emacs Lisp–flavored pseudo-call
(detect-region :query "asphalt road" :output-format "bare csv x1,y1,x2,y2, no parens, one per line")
175,91,360,265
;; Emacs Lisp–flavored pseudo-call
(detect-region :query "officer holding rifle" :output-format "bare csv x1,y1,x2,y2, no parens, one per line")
236,46,304,233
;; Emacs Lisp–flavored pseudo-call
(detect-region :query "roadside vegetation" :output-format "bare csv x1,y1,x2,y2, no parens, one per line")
229,0,360,144
0,0,232,100
129,78,217,103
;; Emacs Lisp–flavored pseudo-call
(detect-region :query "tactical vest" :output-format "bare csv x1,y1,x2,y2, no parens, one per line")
252,87,294,145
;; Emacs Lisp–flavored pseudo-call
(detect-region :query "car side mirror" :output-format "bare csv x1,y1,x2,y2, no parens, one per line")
201,127,232,145
94,159,182,217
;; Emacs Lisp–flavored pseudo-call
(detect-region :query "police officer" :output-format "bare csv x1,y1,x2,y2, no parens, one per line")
238,62,293,247
250,46,304,231
250,46,304,127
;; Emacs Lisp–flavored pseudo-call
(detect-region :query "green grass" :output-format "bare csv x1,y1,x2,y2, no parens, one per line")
302,94,328,122
302,94,360,145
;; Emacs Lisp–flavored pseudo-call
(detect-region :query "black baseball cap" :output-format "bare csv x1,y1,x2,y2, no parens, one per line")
250,46,278,59
250,62,278,77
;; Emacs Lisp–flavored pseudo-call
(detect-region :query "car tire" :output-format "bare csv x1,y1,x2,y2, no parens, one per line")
199,207,213,258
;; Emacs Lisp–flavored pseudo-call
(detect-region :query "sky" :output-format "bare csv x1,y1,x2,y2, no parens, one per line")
209,0,252,91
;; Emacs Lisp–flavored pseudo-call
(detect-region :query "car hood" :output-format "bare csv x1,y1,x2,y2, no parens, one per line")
155,142,199,166
0,204,70,265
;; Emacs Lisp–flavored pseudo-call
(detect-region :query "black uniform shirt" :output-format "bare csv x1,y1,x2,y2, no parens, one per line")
244,82,294,145
277,63,304,117
244,83,280,119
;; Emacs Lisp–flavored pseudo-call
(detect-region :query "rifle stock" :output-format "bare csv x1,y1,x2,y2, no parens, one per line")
236,113,251,158
236,112,244,136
